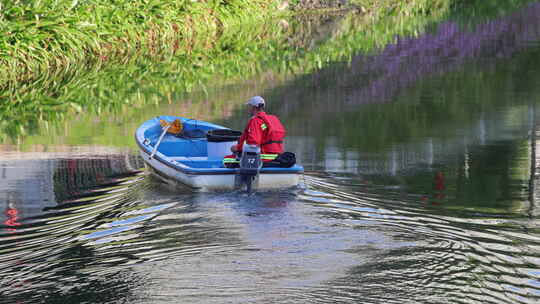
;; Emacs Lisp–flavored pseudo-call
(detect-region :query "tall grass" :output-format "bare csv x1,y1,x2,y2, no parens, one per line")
0,0,281,94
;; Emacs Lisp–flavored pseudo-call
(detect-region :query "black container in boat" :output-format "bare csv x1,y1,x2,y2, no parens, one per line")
206,129,242,142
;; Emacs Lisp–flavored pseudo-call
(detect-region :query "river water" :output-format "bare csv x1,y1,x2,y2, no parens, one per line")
2,3,540,304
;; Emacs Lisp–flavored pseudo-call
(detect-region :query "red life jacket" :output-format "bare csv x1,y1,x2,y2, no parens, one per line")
258,112,286,154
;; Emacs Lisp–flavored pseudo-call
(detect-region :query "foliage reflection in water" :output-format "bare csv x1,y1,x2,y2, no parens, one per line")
1,140,540,303
299,171,540,304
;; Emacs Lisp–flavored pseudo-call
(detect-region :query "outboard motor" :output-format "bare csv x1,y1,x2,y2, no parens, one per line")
237,144,262,193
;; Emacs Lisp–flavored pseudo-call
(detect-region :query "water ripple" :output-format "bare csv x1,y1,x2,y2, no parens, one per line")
300,173,540,304
0,166,244,303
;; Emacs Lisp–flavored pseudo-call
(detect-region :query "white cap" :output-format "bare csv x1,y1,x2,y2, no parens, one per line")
246,96,265,107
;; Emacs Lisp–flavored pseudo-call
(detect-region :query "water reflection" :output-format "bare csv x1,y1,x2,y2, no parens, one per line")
1,135,540,304
0,151,249,303
301,172,540,304
286,103,538,213
246,2,540,153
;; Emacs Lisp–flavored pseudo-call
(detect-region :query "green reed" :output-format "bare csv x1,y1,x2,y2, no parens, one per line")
0,0,281,93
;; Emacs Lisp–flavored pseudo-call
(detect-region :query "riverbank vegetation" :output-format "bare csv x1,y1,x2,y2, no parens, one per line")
0,0,537,147
0,0,451,144
1,0,534,94
0,0,282,93
0,0,451,95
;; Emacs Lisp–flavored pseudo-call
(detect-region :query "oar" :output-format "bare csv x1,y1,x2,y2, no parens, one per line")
150,124,171,160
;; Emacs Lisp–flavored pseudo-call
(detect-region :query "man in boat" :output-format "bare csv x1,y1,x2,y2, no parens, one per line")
223,96,287,167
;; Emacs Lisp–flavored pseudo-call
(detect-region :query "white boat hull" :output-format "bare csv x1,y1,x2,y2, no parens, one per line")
140,151,300,192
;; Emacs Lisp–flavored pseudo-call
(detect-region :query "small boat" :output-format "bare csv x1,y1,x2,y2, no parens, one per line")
135,116,304,192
